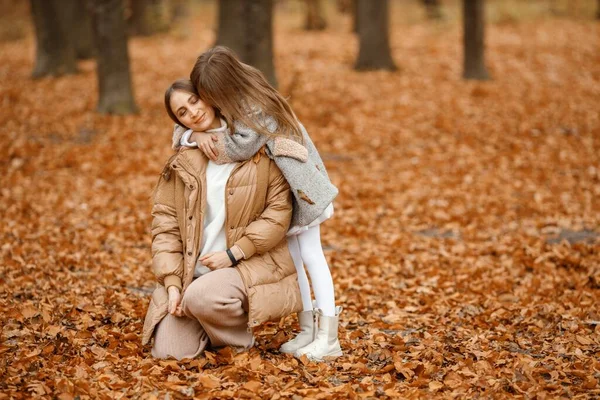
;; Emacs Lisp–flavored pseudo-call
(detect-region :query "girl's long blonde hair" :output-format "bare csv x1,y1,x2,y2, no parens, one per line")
190,46,302,141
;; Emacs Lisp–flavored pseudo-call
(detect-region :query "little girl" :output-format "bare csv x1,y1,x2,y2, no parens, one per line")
172,46,341,361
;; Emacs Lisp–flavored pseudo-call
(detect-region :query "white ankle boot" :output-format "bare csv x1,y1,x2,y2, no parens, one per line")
280,310,316,354
294,307,342,361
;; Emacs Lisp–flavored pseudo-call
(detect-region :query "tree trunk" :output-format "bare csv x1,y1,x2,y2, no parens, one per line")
129,0,171,36
73,1,95,59
354,0,396,71
336,0,351,13
216,0,277,88
352,0,358,33
422,0,442,20
216,0,243,52
171,0,189,23
549,0,561,16
89,0,138,114
463,0,489,80
170,0,191,38
335,0,356,32
30,0,77,78
305,0,326,30
597,0,600,19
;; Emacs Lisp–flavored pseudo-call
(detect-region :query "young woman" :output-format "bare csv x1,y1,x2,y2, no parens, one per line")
141,79,302,359
172,46,342,361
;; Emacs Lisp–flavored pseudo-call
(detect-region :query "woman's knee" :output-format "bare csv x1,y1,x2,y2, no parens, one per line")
181,282,213,320
182,269,245,322
151,314,205,360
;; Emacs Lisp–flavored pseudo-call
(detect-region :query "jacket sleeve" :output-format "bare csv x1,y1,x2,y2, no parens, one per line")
233,161,292,259
217,119,271,162
151,175,184,291
216,113,308,162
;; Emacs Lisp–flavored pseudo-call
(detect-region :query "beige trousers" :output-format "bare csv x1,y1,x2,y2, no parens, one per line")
151,268,254,360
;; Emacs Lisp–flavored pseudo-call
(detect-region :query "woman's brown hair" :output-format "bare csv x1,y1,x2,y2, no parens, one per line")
164,78,223,130
157,79,202,197
164,79,199,129
190,46,302,141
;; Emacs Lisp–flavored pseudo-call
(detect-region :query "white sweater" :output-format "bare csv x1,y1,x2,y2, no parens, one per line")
180,121,238,277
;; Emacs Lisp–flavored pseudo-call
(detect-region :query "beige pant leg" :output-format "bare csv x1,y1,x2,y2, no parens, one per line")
151,313,209,360
181,268,253,350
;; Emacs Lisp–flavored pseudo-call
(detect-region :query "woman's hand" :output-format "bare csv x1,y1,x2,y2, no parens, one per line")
191,132,219,161
167,286,183,316
200,251,234,270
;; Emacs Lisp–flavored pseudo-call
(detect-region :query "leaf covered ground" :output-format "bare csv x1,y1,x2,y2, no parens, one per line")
1,4,599,399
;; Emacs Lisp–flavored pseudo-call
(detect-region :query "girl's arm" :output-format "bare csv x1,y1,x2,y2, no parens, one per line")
174,113,308,163
174,124,221,161
172,117,266,161
214,113,308,163
216,119,270,162
172,124,186,151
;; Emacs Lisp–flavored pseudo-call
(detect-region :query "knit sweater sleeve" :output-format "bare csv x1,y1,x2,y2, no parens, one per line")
213,112,308,164
215,118,272,162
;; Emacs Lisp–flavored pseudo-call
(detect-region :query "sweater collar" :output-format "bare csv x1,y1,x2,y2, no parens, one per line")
207,118,228,133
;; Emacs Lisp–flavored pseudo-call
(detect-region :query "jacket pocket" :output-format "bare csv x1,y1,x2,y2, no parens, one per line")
247,274,302,327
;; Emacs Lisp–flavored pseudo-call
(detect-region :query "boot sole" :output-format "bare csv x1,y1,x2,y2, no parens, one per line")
280,341,315,354
305,348,343,362
280,347,299,354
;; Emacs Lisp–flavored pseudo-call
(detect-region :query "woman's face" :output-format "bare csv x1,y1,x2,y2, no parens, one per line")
170,90,219,131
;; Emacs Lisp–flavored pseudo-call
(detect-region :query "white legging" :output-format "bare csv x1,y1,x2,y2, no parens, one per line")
287,225,336,317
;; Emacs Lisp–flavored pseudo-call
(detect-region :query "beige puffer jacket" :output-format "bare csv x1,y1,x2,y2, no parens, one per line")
142,148,302,345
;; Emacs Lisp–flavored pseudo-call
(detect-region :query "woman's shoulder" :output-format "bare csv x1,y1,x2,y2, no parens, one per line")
160,148,200,176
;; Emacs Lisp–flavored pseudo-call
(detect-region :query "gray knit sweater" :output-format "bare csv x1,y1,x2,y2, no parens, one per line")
172,114,338,228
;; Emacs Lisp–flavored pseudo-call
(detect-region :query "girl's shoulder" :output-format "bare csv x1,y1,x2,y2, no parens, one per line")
240,98,262,116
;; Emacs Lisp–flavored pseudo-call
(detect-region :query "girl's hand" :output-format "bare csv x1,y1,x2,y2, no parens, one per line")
200,251,233,270
191,132,219,161
167,286,183,316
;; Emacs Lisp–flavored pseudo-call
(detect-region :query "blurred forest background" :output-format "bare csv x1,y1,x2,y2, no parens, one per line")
0,0,599,398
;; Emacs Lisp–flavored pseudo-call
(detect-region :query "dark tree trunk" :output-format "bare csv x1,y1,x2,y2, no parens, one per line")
305,0,326,30
89,0,138,114
597,0,600,19
73,1,95,59
129,0,170,36
170,0,191,38
30,0,77,78
354,0,396,71
171,0,189,23
352,0,358,33
216,0,242,51
216,0,277,88
463,0,489,80
549,0,560,16
336,0,351,13
422,0,442,20
334,0,355,31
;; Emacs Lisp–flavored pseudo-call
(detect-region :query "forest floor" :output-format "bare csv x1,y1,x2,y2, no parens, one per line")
0,5,599,400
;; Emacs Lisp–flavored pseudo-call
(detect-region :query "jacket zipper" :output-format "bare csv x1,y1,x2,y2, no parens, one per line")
224,162,245,249
224,161,256,329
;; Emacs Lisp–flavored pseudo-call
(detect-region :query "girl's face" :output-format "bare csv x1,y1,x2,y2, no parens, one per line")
170,90,219,131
